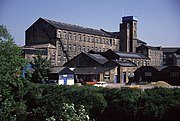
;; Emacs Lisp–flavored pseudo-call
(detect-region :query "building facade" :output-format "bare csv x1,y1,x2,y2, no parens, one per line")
162,48,180,66
136,45,163,66
25,18,119,66
134,66,180,85
88,49,149,83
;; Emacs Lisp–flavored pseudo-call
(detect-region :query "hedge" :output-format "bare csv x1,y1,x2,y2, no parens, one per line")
22,84,180,121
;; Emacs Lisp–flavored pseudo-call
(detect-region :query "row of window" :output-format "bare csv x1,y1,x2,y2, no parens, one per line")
145,72,179,77
120,58,149,66
57,30,116,45
62,44,108,52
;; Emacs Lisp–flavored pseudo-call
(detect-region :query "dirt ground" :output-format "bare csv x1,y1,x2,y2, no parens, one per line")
106,82,180,90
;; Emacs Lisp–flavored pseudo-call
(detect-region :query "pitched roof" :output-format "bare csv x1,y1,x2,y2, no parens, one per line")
50,66,74,74
42,18,113,37
86,53,108,64
137,45,161,50
114,51,148,59
113,60,137,67
63,52,109,67
74,67,113,74
162,47,180,53
134,39,147,44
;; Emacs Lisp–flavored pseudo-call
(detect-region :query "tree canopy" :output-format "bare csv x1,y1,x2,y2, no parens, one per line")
0,25,27,120
30,54,53,83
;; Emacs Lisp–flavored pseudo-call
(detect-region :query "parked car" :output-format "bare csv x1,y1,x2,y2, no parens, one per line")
94,81,108,87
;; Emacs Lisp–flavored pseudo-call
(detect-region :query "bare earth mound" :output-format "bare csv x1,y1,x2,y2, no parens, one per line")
154,81,172,87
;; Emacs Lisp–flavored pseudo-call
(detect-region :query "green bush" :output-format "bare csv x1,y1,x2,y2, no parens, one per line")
23,84,180,121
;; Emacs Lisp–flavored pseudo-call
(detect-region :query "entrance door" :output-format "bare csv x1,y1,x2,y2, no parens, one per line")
64,77,67,85
122,72,126,83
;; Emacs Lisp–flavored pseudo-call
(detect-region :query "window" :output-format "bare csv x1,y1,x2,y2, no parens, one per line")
83,35,86,42
95,37,98,43
145,72,152,77
57,30,61,38
73,44,76,51
169,54,173,58
63,32,66,39
99,37,102,43
110,39,112,46
74,33,76,41
99,47,101,52
79,45,81,52
95,47,98,52
87,46,90,51
79,34,81,41
91,36,94,42
57,42,61,49
87,36,90,42
69,33,71,40
64,44,67,50
68,44,71,51
58,55,61,62
113,39,115,45
104,71,110,81
103,38,105,44
104,75,110,80
83,46,86,52
63,54,67,62
106,38,109,45
91,47,94,51
170,72,179,77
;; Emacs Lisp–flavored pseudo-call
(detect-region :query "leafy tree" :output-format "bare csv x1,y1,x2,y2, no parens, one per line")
60,103,92,121
30,54,53,83
0,25,27,120
0,25,13,41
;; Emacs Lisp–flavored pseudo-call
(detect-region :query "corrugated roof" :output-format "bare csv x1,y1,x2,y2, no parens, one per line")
42,18,112,37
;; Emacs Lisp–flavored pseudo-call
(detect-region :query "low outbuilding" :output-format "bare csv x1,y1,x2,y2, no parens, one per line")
48,66,74,85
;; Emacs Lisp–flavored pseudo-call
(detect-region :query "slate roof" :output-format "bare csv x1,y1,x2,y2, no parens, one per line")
50,66,74,74
113,60,137,67
74,67,113,74
162,48,180,53
115,51,148,59
139,45,161,50
42,18,113,37
86,53,108,65
134,39,147,44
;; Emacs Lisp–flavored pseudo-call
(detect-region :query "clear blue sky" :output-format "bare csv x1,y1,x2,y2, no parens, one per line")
0,0,180,47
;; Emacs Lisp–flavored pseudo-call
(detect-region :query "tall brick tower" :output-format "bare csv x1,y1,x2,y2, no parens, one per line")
120,16,138,52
